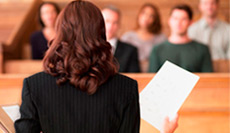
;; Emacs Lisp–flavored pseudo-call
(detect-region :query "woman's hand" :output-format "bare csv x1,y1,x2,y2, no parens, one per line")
161,114,179,133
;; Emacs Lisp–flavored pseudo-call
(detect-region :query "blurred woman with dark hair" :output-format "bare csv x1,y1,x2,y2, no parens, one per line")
121,3,166,72
30,2,60,59
15,1,178,133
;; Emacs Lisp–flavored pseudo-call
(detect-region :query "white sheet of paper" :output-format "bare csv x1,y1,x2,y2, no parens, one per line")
2,105,20,122
140,61,199,131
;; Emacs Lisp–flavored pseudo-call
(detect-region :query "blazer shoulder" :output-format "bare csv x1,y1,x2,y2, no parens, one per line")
25,71,53,82
117,40,138,51
108,73,138,99
110,74,138,90
114,73,137,82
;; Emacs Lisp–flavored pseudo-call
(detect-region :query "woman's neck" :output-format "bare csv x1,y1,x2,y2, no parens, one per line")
43,27,55,32
137,28,149,34
136,28,154,41
43,27,55,41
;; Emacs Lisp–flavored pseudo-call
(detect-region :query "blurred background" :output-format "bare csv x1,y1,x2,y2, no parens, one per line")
0,1,229,133
0,0,229,74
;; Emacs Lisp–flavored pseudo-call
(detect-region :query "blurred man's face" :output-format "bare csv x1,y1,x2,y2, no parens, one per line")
199,0,218,18
102,9,120,40
169,9,191,36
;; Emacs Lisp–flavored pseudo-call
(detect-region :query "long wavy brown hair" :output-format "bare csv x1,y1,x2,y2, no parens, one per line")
136,3,162,34
43,0,118,94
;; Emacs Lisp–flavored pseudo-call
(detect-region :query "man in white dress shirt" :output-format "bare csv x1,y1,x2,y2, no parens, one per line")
188,0,230,60
102,5,140,72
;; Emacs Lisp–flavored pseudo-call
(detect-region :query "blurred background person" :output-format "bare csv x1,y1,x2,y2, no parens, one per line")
188,0,230,60
30,2,60,59
149,4,213,73
102,5,140,72
121,3,166,72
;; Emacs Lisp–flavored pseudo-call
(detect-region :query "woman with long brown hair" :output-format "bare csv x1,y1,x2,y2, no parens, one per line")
121,3,167,72
14,1,178,132
15,1,139,132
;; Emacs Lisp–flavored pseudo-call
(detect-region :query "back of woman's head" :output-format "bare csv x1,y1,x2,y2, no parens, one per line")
43,0,118,94
137,3,162,34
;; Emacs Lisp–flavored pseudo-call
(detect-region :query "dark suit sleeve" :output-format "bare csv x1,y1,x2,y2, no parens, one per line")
119,81,140,133
127,48,140,72
14,78,41,133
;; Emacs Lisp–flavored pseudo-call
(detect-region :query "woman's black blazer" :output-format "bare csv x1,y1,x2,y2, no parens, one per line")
14,72,140,133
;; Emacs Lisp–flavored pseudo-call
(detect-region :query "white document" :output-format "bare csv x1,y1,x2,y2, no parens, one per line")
2,105,20,122
140,61,199,131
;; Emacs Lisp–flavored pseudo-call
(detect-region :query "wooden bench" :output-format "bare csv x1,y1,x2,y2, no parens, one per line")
0,0,41,46
0,73,229,132
0,0,42,75
3,60,42,74
2,59,230,74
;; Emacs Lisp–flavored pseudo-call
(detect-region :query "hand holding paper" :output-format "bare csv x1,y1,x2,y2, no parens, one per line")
161,114,179,133
140,61,199,131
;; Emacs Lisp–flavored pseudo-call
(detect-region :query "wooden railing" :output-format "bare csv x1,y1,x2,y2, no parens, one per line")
1,59,230,74
0,73,229,133
0,0,42,75
1,0,42,48
3,60,43,74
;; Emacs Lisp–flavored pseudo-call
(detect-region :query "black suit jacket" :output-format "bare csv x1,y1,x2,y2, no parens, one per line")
114,40,140,73
14,72,140,133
